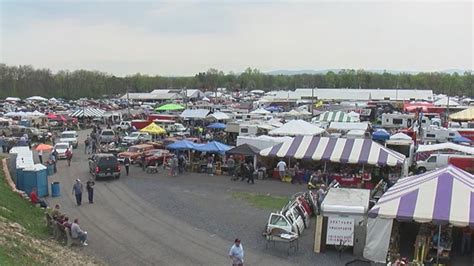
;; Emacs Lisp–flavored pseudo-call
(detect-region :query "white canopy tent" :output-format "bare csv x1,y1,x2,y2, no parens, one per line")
390,132,412,140
417,142,474,155
269,120,326,136
250,108,271,115
26,96,48,101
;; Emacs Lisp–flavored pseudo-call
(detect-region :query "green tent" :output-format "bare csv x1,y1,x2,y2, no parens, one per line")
155,103,185,111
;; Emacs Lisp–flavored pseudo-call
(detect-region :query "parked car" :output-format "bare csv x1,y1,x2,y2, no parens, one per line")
54,142,73,159
142,149,171,167
117,144,154,163
59,130,79,148
99,129,116,144
122,132,152,146
88,153,121,179
113,121,132,131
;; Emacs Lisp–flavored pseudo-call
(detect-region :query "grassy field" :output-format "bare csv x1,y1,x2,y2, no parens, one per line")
0,160,51,265
232,191,289,211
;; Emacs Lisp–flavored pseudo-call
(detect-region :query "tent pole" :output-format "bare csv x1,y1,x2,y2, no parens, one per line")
436,224,441,264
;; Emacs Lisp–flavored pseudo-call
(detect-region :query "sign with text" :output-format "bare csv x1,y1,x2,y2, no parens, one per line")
326,217,354,246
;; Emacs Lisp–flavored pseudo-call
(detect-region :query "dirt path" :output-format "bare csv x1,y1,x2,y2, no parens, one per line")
46,131,291,266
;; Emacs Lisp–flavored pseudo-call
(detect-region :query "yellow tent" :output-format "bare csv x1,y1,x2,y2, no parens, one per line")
449,107,474,121
140,122,166,135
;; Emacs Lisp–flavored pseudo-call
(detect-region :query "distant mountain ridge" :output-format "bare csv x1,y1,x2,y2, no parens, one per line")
266,69,471,75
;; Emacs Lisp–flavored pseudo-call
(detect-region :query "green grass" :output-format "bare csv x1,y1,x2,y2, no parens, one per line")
0,159,50,265
232,192,289,211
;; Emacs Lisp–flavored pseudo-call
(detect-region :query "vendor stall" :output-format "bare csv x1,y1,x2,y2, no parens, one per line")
316,188,370,256
363,165,474,264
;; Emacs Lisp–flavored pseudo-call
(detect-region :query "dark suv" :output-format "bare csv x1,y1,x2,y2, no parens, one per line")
88,153,121,179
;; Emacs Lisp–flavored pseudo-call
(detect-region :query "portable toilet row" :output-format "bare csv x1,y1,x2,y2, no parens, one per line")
9,146,49,197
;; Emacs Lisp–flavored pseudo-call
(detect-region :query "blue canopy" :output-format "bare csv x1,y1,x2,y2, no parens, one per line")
452,136,472,143
195,141,232,154
207,123,226,129
166,140,201,150
372,129,390,141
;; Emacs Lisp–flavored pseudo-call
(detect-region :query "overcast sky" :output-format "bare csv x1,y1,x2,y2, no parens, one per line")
0,0,472,76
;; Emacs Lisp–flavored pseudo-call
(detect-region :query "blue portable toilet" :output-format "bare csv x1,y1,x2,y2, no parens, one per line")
10,146,35,191
22,164,49,197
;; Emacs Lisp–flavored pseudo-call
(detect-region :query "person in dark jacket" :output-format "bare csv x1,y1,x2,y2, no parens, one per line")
124,157,131,176
86,179,95,204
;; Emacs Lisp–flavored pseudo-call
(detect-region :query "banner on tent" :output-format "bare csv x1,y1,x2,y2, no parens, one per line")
326,217,354,246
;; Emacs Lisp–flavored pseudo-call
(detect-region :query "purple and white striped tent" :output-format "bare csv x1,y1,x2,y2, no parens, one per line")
368,165,474,227
259,136,405,167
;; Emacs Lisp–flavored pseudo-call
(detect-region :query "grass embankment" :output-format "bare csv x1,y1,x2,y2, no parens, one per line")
232,192,289,211
0,161,50,265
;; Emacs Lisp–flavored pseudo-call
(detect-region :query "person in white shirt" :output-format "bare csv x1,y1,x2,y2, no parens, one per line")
228,238,244,266
276,160,287,181
38,149,43,164
71,218,88,246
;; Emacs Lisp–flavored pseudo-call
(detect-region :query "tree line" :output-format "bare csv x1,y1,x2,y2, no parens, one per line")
0,64,472,99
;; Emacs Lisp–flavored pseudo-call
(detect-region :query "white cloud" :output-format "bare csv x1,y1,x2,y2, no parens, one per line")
1,1,472,75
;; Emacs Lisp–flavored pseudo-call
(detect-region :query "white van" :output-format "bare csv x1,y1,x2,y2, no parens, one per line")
59,131,79,149
416,154,472,173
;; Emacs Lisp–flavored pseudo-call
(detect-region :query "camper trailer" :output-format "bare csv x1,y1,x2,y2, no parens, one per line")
381,113,415,129
423,126,461,143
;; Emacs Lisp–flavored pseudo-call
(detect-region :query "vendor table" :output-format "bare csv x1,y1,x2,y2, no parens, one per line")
265,234,299,255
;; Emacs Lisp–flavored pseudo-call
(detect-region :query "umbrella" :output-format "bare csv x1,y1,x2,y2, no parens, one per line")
207,123,226,129
452,136,472,143
156,103,185,111
140,123,166,135
35,144,53,151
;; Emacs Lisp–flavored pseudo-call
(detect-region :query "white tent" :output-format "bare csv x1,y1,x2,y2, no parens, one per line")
269,120,326,136
26,96,48,101
329,122,370,131
207,111,230,120
434,97,460,106
250,108,271,115
5,97,20,101
417,142,474,155
390,132,412,140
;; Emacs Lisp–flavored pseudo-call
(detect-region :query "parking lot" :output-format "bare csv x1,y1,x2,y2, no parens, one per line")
46,130,357,266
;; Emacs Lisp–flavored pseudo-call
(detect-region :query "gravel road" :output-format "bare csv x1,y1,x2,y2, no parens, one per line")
45,130,357,266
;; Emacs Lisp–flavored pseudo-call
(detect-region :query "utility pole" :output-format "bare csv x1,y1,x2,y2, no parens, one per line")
127,91,131,117
311,87,314,114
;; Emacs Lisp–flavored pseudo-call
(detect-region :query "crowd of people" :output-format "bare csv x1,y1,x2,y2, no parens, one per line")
49,204,89,246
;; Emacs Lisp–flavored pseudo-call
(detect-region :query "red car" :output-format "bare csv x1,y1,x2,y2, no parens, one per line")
143,149,170,167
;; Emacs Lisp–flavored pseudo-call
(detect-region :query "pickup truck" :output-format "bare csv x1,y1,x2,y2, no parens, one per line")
416,154,474,173
113,121,132,131
59,130,79,149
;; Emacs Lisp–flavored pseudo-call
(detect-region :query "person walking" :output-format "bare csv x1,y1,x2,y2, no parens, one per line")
72,179,83,206
227,155,235,177
291,162,303,184
50,151,57,173
84,135,90,154
124,157,131,176
65,148,72,167
246,162,255,184
276,159,287,181
86,179,95,204
228,238,244,266
38,149,43,164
